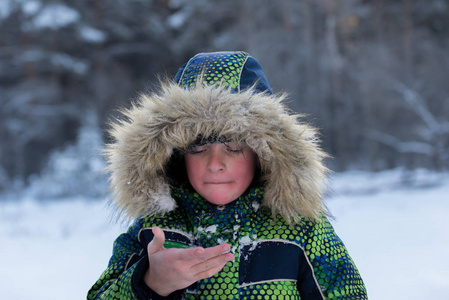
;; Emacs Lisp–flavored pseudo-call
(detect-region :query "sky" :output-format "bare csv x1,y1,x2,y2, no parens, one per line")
1,169,448,299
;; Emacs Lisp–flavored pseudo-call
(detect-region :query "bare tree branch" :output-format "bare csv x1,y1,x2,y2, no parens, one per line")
394,82,440,133
368,129,434,155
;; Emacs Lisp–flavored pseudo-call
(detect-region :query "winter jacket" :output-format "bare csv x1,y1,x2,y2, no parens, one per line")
88,51,367,299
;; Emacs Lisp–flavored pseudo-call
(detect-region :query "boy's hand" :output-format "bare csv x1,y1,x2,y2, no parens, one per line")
144,226,234,296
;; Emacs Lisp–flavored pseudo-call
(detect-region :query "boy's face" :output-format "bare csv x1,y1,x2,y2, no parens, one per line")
185,142,257,206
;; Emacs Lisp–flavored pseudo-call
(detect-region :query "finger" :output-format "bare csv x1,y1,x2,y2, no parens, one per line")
192,257,233,282
147,227,166,256
190,250,234,275
184,243,231,263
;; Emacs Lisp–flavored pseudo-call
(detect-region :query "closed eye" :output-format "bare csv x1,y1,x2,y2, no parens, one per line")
227,146,243,153
188,145,207,154
224,142,244,153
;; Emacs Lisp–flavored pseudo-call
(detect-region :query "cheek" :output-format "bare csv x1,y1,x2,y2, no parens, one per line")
185,156,202,184
236,153,257,183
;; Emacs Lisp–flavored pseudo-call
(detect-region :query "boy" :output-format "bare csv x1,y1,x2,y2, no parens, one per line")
88,51,367,299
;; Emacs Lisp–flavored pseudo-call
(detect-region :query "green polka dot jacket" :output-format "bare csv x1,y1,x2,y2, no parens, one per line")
88,187,366,299
88,52,367,299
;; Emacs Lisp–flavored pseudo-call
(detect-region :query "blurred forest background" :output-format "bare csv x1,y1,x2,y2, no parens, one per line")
1,0,448,199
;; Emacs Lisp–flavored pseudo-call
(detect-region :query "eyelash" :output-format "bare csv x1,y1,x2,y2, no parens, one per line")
188,145,244,155
228,147,243,153
188,149,204,155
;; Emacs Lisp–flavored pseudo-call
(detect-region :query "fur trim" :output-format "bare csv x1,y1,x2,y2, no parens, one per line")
105,81,329,223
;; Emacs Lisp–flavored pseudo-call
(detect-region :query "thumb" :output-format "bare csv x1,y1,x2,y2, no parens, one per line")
147,226,166,256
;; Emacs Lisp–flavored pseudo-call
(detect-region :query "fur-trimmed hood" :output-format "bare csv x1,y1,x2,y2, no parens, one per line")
105,52,329,223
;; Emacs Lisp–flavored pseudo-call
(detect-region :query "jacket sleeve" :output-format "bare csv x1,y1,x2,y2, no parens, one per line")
87,219,145,299
87,219,186,300
298,217,368,300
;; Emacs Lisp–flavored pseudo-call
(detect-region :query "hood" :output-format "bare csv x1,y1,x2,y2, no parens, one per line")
105,52,329,223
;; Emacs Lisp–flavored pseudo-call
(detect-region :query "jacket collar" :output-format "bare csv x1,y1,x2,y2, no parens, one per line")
171,186,264,218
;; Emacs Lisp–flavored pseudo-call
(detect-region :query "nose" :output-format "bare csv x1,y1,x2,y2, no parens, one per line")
207,147,225,173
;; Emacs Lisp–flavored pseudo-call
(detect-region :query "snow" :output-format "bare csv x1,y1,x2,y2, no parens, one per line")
0,0,43,20
328,170,449,299
167,9,191,30
16,49,88,74
204,224,218,233
50,53,88,74
0,196,126,300
25,111,107,199
0,0,13,20
240,235,252,244
30,3,80,30
21,0,41,16
1,169,448,299
78,25,107,44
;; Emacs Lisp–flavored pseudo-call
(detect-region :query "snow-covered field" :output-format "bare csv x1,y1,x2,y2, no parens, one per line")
1,169,448,300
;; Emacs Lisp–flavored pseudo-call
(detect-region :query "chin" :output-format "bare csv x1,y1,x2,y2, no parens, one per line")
204,196,236,206
209,199,234,206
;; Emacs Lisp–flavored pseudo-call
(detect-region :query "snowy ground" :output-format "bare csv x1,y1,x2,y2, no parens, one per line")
1,169,448,300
